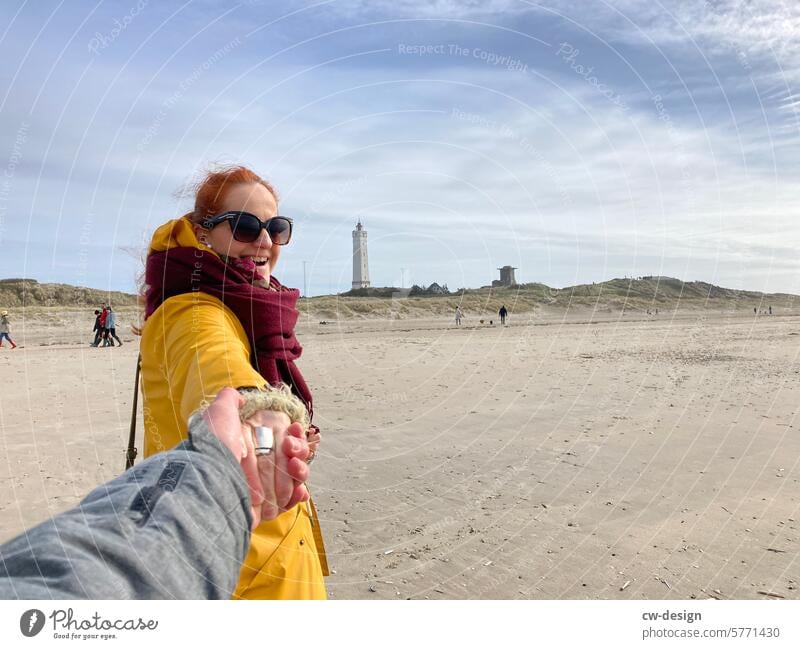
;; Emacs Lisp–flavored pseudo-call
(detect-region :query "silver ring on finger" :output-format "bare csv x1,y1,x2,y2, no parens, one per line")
254,426,274,456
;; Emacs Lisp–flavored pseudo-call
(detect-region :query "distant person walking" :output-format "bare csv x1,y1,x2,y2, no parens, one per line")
455,307,463,326
98,304,109,345
0,311,17,348
499,304,508,325
91,309,103,346
104,306,122,346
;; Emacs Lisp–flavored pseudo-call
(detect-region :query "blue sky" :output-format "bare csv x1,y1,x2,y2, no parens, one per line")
0,0,798,295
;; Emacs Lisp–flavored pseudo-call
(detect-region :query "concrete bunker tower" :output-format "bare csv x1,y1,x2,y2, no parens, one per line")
496,265,518,287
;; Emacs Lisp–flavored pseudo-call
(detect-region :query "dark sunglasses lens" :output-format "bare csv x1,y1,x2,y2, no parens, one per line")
229,213,262,242
267,218,292,244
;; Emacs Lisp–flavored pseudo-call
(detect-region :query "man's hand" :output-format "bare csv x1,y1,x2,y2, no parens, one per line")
202,388,310,529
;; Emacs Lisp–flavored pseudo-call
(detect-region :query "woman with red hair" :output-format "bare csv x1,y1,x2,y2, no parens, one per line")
140,165,327,599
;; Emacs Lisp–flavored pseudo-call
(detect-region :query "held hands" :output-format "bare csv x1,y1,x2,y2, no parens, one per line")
244,409,310,523
202,388,311,529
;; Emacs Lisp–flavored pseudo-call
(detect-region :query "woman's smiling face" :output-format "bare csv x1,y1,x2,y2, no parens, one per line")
194,182,281,281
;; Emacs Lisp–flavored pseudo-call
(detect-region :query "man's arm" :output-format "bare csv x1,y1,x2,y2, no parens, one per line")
0,415,252,600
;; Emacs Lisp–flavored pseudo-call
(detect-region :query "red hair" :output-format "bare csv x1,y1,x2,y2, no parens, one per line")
187,165,278,222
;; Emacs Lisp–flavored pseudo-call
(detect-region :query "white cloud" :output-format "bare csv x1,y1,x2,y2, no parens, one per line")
622,0,800,58
531,1,800,78
324,0,537,18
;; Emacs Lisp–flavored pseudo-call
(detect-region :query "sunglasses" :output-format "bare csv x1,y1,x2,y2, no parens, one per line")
200,211,293,245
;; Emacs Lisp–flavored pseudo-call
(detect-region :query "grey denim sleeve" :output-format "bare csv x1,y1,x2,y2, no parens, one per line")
0,415,253,599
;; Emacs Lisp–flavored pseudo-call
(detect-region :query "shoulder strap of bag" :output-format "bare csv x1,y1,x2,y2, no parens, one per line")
125,354,142,471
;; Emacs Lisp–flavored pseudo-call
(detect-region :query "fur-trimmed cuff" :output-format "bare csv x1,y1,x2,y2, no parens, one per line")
237,384,310,429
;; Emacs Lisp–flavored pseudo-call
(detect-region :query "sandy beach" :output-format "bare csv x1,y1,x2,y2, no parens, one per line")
1,308,798,599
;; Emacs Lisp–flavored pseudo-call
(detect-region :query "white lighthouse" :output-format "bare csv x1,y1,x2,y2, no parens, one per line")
352,219,370,289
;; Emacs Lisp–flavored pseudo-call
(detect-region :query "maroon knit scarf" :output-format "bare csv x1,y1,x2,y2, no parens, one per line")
145,246,313,419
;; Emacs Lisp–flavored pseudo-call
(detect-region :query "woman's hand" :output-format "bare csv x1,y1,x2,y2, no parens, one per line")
202,388,310,529
306,425,321,463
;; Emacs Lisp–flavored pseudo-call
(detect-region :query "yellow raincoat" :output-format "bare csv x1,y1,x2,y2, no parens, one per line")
140,217,327,599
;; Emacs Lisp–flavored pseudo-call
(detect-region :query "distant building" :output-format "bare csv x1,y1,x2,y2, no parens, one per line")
492,265,518,287
409,282,450,296
352,219,370,290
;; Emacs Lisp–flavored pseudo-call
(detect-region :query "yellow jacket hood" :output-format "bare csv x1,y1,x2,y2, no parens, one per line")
148,215,217,256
